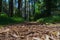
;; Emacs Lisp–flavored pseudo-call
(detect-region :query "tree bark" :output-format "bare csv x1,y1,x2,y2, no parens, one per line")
9,0,13,17
0,0,2,12
18,0,22,17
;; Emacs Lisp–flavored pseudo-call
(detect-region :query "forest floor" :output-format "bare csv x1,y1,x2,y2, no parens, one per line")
0,22,60,40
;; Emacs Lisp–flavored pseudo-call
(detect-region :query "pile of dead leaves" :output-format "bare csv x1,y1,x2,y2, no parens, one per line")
0,23,60,40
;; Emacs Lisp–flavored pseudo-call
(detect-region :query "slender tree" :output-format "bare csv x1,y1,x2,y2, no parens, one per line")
18,0,22,17
3,0,8,13
0,0,2,12
25,0,27,20
9,0,13,17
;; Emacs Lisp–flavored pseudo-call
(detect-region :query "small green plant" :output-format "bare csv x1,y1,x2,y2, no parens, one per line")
37,18,44,23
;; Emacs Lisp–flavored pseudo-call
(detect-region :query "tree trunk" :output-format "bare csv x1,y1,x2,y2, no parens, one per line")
0,0,2,12
9,0,13,17
24,0,27,20
18,0,22,17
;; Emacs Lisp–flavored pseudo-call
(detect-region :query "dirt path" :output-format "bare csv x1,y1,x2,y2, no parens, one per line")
0,23,60,40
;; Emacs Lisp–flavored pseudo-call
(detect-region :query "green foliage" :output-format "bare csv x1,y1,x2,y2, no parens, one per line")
11,17,24,22
34,0,42,21
0,13,8,17
0,13,24,25
37,18,44,23
34,13,41,21
37,15,60,24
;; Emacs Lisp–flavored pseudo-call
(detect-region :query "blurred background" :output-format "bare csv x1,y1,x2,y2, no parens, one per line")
0,0,60,25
